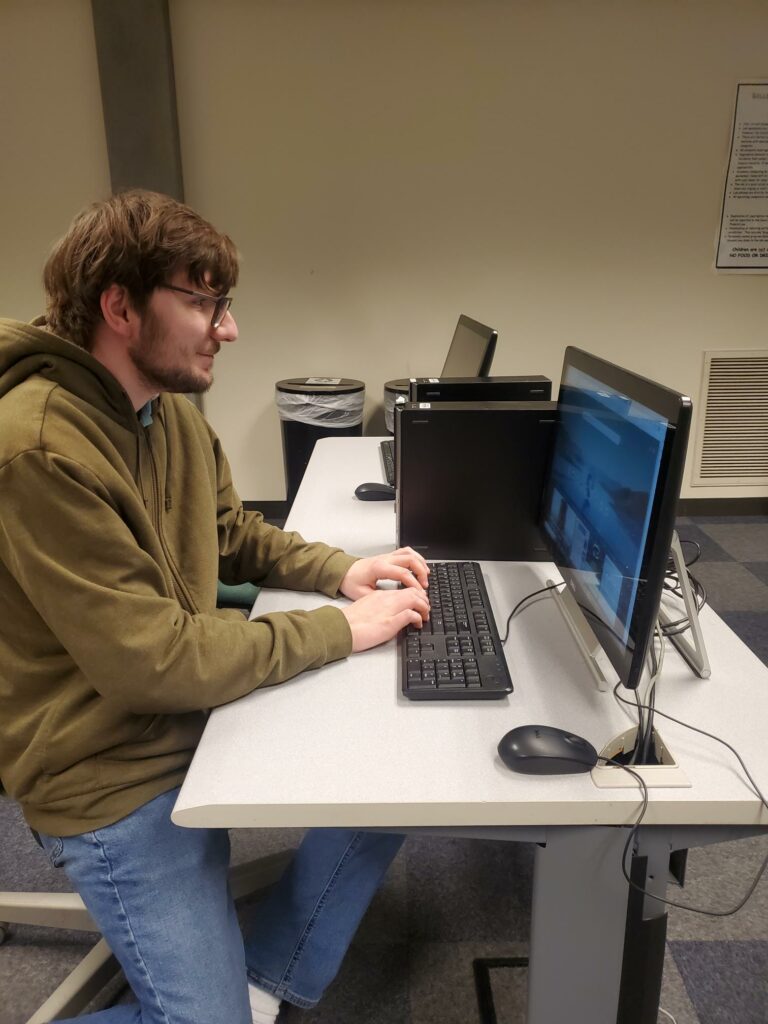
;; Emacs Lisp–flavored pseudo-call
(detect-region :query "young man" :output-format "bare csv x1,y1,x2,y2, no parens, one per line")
0,190,430,1024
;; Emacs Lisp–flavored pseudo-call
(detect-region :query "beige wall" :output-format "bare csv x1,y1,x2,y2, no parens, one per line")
170,0,768,501
0,0,110,319
1,1,766,501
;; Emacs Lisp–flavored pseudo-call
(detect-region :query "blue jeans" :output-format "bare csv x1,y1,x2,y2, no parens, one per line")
38,788,404,1023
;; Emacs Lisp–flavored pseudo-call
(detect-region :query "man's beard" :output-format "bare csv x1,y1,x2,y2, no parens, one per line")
129,309,214,394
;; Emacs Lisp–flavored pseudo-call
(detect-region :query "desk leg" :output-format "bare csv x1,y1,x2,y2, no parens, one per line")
614,832,672,1024
527,826,629,1024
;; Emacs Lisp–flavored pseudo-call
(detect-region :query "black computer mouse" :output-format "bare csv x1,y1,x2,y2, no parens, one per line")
354,482,396,501
497,725,599,775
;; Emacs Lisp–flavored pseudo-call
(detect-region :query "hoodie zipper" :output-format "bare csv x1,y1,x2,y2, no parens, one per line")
142,426,199,614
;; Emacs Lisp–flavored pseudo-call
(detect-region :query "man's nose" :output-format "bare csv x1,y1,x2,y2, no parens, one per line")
213,309,238,342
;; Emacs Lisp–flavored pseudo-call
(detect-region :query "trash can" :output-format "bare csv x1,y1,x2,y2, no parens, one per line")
384,379,410,434
276,378,365,504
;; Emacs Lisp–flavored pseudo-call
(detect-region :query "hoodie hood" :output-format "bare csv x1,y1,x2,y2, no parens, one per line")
0,317,139,428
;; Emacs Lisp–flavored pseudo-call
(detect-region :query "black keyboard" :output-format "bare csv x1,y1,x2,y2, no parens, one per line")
380,439,395,486
400,561,513,701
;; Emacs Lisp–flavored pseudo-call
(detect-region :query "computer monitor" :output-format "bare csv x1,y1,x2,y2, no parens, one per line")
540,347,692,690
440,315,497,377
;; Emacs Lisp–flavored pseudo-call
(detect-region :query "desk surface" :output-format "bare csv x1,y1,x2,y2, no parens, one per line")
173,438,768,830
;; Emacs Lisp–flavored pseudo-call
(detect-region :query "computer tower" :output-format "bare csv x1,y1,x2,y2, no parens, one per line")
408,375,552,403
395,401,556,561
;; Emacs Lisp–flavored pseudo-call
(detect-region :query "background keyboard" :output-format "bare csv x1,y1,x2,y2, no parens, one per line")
400,561,513,701
380,439,395,485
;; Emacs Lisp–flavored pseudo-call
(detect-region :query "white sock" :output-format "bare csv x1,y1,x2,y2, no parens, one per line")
248,981,282,1024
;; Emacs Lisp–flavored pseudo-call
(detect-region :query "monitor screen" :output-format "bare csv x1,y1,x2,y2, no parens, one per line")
441,315,497,377
541,348,692,689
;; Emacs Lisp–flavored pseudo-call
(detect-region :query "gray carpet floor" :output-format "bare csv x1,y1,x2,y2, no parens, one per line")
1,514,766,1023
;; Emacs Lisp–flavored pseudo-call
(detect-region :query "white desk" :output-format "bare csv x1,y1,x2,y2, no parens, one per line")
174,438,768,1024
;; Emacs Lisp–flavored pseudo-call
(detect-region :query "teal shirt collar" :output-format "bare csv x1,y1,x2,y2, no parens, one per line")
138,400,154,427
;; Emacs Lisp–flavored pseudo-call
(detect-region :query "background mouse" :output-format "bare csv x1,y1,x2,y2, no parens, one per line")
497,724,598,774
354,482,396,501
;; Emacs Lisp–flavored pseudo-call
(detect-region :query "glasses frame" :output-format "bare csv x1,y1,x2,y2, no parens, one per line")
159,283,233,329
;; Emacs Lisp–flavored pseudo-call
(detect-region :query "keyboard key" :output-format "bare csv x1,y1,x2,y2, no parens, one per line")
409,678,437,690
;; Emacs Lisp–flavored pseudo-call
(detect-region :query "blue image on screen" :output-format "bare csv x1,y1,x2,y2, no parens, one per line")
543,367,668,646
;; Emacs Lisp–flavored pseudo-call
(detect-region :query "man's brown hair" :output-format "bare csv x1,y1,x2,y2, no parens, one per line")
43,190,239,350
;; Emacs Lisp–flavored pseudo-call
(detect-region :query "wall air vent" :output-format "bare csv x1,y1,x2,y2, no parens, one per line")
691,350,768,487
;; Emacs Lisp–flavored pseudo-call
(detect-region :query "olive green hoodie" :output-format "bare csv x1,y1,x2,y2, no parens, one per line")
0,318,356,835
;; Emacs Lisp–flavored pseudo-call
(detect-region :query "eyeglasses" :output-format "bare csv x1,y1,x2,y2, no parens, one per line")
159,284,233,329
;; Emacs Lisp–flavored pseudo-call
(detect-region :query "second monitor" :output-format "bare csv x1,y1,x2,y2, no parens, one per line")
440,314,498,377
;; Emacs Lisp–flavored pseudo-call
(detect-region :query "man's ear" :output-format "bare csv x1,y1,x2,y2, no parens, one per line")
100,284,141,338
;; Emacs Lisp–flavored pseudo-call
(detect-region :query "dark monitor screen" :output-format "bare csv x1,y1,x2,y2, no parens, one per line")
441,315,497,377
541,348,692,689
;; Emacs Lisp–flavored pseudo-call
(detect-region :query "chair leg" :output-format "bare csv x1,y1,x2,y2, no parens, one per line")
2,850,294,1020
0,892,98,933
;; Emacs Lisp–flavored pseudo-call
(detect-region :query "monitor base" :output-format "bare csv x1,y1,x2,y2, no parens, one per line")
547,579,619,693
659,531,711,679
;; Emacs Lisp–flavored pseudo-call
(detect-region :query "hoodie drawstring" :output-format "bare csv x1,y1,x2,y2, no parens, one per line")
134,432,148,507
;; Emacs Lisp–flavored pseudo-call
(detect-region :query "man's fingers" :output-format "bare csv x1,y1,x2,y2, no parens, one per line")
392,608,424,633
398,547,429,576
402,566,430,590
378,555,429,590
343,590,429,651
385,563,427,594
388,549,430,587
398,588,429,618
345,550,431,592
392,546,428,565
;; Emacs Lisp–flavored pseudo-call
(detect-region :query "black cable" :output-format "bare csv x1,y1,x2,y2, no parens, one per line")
639,683,656,764
659,571,707,636
614,690,768,813
504,537,703,651
629,691,644,766
669,538,701,570
660,536,707,638
611,690,768,917
638,629,662,765
534,751,766,916
600,757,649,841
500,582,565,645
641,641,658,761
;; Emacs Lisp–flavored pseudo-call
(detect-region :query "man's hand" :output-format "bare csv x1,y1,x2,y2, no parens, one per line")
341,588,430,653
339,547,430,600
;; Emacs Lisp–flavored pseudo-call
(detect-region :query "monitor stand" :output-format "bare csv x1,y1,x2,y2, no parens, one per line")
658,531,711,679
548,531,710,695
596,531,710,786
546,579,619,693
548,528,710,788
